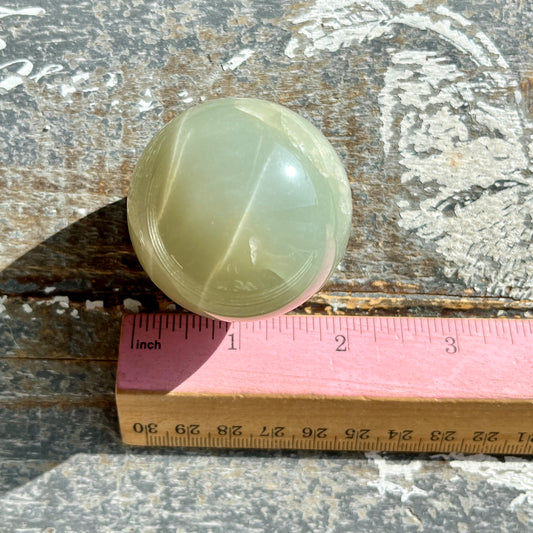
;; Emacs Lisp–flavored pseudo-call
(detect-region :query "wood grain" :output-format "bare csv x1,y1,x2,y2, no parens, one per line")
1,1,533,530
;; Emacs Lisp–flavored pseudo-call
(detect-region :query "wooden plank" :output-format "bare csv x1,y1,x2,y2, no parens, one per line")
1,0,533,530
0,2,532,310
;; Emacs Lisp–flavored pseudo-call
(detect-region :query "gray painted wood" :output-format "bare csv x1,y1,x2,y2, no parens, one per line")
1,1,532,531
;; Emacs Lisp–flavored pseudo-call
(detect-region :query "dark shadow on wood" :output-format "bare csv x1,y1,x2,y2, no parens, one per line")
0,200,519,498
0,199,232,494
0,198,165,307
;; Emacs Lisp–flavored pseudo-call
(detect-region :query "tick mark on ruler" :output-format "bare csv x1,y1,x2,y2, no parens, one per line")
130,314,136,349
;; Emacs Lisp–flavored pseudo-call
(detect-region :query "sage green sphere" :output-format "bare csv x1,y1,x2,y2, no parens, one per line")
127,97,352,320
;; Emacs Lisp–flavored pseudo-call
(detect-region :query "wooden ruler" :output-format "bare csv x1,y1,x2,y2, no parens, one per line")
116,314,533,454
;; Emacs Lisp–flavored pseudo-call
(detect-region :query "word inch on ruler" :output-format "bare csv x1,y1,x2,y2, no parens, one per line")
116,314,533,455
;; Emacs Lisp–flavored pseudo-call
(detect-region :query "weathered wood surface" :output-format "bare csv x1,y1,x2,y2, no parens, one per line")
1,0,533,530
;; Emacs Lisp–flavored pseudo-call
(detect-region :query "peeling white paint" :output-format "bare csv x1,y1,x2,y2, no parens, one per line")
30,63,63,82
123,298,142,313
450,456,533,509
329,300,346,313
0,59,33,91
85,300,104,311
138,88,155,113
366,453,427,502
43,286,56,294
222,48,255,71
287,0,533,298
60,84,76,98
104,71,118,88
0,6,45,19
178,89,193,104
285,0,393,58
0,295,7,314
49,296,69,308
0,7,54,91
22,303,32,314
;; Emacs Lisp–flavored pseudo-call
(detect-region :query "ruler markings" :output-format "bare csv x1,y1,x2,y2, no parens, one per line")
509,320,515,344
130,314,136,350
117,314,533,454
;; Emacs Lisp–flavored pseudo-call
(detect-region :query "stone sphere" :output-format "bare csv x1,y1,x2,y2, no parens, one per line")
127,98,352,320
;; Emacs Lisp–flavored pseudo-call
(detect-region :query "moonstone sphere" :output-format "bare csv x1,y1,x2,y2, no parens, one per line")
127,98,352,320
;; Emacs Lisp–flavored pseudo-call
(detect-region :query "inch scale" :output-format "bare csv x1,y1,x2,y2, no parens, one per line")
116,314,533,455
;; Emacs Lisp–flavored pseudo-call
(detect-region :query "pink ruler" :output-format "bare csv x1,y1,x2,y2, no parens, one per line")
117,314,533,400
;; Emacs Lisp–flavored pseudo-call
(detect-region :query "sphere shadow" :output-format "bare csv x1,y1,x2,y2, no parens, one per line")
0,199,237,495
0,199,512,499
0,198,154,303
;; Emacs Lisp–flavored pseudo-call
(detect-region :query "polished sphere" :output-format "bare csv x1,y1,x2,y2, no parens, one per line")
127,98,352,320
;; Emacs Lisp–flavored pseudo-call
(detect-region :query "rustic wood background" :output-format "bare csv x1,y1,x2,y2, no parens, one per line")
1,0,532,530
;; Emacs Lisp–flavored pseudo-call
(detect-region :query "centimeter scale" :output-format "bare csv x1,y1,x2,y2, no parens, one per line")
116,313,533,455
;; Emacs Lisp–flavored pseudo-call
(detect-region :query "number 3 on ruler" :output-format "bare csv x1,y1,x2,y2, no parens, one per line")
445,336,458,353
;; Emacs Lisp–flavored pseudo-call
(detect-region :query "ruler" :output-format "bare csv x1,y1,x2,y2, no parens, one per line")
116,314,533,454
